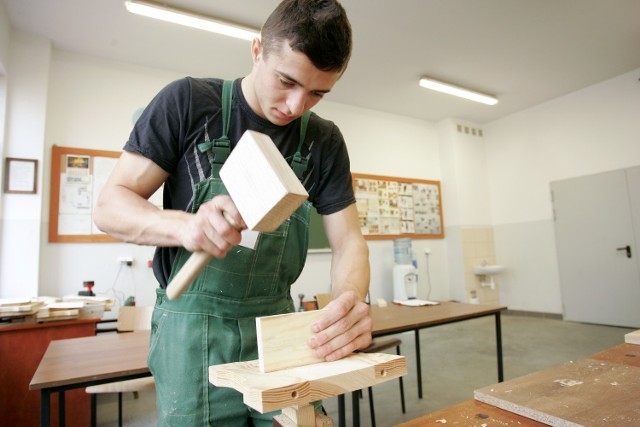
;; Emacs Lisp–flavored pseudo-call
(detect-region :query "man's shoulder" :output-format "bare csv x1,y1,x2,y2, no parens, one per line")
308,111,337,134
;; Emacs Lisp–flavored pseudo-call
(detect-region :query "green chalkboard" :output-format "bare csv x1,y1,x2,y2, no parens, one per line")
309,208,331,251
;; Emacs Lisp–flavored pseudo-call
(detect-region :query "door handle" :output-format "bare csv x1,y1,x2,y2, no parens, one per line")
616,245,632,258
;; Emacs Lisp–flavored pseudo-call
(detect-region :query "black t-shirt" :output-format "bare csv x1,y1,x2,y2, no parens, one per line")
124,77,355,287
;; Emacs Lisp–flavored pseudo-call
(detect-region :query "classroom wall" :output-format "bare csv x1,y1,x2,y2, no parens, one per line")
0,31,50,299
0,0,9,74
483,68,640,313
2,26,638,317
30,48,447,309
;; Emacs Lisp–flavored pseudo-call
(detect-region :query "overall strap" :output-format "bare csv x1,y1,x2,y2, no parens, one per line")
290,111,311,181
198,80,233,178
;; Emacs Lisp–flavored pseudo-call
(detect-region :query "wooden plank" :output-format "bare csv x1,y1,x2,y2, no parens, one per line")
625,329,640,345
474,358,640,426
396,399,547,426
590,343,640,367
220,130,308,232
209,352,407,414
256,310,326,373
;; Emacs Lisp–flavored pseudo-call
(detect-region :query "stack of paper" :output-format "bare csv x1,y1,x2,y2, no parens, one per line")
0,298,45,319
37,301,83,321
63,295,115,311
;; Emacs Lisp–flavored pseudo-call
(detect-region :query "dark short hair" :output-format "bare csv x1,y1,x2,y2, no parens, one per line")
261,0,352,73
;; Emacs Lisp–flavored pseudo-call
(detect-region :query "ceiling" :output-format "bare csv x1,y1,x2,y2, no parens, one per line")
3,0,640,124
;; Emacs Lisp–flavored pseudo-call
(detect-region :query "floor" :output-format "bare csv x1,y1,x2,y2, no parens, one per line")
95,313,634,426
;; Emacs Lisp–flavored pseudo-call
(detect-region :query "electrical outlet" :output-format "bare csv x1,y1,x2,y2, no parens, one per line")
118,256,134,266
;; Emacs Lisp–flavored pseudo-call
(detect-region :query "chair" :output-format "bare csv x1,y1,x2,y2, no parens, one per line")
86,306,155,427
315,294,405,426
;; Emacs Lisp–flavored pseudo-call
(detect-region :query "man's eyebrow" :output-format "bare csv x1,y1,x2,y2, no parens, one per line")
277,71,332,94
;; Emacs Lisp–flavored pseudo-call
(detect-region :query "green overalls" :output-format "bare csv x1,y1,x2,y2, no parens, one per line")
148,81,313,426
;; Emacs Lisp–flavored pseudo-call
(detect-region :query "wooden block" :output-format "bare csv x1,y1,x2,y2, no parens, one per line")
282,404,315,426
625,329,640,345
474,358,640,426
273,407,333,427
220,130,308,232
256,310,325,373
209,352,407,413
314,294,332,309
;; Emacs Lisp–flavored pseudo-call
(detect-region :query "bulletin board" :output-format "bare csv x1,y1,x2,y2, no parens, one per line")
49,145,122,243
353,173,444,240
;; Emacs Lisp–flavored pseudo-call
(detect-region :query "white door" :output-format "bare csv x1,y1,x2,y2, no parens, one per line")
551,168,640,328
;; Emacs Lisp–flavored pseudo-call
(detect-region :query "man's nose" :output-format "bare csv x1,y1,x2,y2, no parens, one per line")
287,90,307,117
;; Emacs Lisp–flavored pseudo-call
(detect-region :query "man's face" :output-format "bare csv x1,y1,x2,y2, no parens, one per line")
249,39,342,126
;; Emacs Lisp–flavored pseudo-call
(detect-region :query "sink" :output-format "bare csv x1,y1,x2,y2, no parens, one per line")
473,265,505,289
473,265,505,275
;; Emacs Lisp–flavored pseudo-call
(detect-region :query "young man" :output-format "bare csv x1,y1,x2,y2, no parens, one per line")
94,0,371,424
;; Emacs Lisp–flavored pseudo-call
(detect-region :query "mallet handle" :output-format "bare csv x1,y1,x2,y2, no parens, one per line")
165,212,241,300
166,251,213,300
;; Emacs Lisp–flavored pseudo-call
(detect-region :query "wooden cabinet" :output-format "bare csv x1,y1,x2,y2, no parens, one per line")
0,319,98,426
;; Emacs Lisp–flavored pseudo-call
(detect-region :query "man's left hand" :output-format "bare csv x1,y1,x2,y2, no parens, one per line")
308,290,373,361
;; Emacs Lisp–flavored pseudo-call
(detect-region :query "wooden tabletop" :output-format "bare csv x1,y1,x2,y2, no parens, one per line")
371,301,507,336
397,339,640,426
29,330,150,390
395,399,546,426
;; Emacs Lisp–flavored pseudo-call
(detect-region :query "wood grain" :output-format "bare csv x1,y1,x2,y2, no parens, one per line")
256,310,326,373
396,399,547,426
209,352,407,413
474,358,640,426
220,130,308,232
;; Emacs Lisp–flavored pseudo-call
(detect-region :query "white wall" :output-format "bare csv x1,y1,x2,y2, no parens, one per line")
3,27,638,316
484,68,640,313
0,0,9,74
0,31,50,299
28,50,448,308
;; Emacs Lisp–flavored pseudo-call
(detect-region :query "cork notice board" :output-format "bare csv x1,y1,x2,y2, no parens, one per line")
353,173,444,240
48,145,122,243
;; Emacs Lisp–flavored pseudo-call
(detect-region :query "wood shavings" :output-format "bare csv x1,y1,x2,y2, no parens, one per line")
553,378,583,387
435,419,447,424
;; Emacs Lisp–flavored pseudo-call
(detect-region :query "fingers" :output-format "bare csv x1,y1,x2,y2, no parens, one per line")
182,196,247,257
308,291,373,362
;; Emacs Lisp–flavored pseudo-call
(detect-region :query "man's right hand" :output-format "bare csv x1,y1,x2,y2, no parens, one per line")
179,195,247,258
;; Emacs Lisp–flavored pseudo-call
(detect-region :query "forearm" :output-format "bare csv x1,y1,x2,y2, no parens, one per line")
330,236,370,301
93,184,190,247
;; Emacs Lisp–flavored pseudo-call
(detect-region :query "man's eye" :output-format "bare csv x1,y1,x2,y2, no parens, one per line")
280,79,294,87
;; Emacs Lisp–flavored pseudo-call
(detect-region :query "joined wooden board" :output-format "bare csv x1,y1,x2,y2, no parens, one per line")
256,310,326,373
474,358,640,426
625,329,640,345
209,352,407,413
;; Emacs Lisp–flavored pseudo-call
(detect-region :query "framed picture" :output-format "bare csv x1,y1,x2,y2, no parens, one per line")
4,157,38,194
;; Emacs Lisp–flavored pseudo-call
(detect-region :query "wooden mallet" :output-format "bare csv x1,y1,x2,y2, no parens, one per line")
166,130,309,300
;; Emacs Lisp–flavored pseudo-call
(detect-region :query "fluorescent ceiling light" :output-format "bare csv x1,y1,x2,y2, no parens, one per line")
124,0,260,41
419,77,498,105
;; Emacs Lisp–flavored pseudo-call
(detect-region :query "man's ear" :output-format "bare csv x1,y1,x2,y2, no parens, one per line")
251,37,263,64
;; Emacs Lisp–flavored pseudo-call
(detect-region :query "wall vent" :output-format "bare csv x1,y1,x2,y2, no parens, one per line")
456,124,483,137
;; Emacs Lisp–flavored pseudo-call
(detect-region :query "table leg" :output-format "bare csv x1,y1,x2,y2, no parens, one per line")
40,389,51,427
59,390,66,426
495,312,504,382
415,330,423,399
351,390,360,427
337,394,345,427
91,394,97,427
